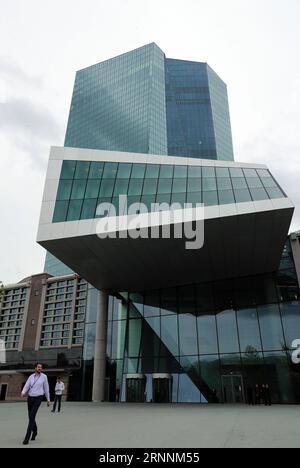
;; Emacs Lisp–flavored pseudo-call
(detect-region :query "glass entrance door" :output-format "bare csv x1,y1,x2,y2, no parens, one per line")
153,378,171,403
126,378,146,402
222,375,244,403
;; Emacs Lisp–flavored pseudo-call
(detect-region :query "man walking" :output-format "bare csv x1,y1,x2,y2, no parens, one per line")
52,377,65,413
21,362,50,445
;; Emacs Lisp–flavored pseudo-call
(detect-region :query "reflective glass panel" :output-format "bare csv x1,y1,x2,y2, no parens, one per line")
131,164,146,178
260,177,277,188
161,315,179,355
159,165,174,178
249,187,269,201
229,168,243,178
202,167,215,178
61,160,76,179
74,161,90,179
103,162,118,178
247,178,263,189
203,178,217,191
243,168,257,178
216,167,229,177
145,165,160,178
172,179,187,193
174,166,187,178
89,161,103,179
232,178,248,189
85,179,100,198
67,199,83,221
216,309,239,353
53,201,69,222
234,189,252,203
186,192,202,204
57,180,72,200
99,179,115,197
280,302,300,349
266,187,284,198
203,191,218,206
197,314,218,354
117,163,132,179
217,178,232,190
178,314,198,355
178,374,201,403
157,178,173,194
70,180,87,199
188,178,201,193
143,179,158,195
258,304,285,351
113,179,129,196
188,166,202,178
237,307,262,352
218,190,235,205
81,198,97,219
171,193,186,205
128,179,143,196
256,169,270,178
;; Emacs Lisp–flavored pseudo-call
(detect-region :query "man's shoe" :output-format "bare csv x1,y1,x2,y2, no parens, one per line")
22,439,29,445
31,433,37,441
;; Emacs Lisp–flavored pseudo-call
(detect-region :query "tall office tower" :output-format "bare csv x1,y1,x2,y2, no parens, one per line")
165,59,234,160
64,43,168,156
65,43,233,161
45,43,234,275
64,43,233,161
38,44,297,405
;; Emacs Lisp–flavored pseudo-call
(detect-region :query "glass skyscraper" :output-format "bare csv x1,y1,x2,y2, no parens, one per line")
165,60,234,160
64,42,233,161
64,43,168,156
39,44,300,405
45,43,234,275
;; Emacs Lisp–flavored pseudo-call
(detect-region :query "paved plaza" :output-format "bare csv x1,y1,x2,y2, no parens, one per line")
0,402,300,448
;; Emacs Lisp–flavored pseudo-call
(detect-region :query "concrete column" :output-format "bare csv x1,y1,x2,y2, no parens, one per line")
92,290,109,402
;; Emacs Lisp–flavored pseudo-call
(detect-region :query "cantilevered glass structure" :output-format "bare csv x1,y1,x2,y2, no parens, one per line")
39,44,300,404
45,43,234,275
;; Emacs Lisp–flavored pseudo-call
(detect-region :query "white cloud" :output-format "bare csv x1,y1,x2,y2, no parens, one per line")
0,56,64,283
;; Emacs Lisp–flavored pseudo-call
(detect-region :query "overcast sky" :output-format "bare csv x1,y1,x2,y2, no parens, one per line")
0,0,299,284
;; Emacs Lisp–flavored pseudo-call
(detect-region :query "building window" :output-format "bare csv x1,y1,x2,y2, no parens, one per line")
40,276,87,348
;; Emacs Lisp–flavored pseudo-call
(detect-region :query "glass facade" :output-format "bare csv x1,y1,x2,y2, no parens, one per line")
104,241,300,404
165,59,234,161
207,65,234,161
65,43,167,156
64,44,233,162
45,43,235,275
52,160,286,223
41,44,299,404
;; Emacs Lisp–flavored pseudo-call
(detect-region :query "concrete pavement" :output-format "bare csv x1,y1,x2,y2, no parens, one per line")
0,402,299,448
